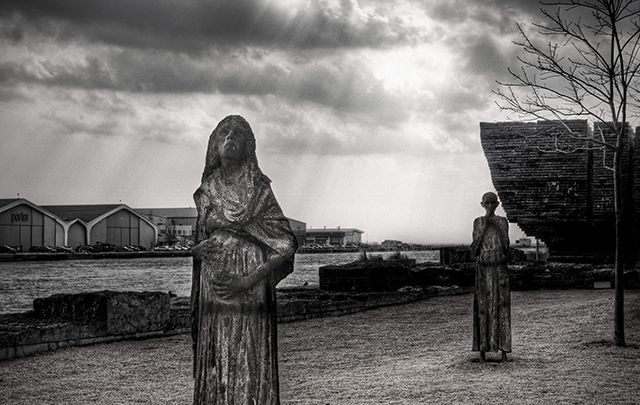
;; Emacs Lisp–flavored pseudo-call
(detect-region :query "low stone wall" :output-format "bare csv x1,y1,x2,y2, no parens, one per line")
319,259,417,292
1,291,175,361
33,290,170,335
508,263,595,290
0,315,186,361
276,285,469,322
320,259,640,292
0,286,471,361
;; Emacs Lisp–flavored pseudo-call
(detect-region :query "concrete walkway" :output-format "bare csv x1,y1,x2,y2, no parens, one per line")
1,290,639,404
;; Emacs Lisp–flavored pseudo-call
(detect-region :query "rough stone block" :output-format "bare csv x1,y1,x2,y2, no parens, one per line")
32,291,170,335
106,292,170,334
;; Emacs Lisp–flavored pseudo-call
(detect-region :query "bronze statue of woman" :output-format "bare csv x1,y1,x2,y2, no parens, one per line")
190,115,297,404
471,192,511,362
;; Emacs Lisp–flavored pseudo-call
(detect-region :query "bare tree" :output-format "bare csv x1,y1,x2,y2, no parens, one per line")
495,0,640,346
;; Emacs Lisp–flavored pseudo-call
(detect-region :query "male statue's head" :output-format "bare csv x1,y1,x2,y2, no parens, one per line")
480,192,499,216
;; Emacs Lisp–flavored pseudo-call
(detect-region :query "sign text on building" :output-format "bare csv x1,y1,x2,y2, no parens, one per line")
11,212,29,223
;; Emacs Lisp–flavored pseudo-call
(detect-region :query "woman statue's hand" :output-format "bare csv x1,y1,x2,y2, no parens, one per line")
191,239,221,260
212,276,252,299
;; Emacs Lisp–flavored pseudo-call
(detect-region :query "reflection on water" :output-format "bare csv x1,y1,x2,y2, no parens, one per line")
0,251,438,314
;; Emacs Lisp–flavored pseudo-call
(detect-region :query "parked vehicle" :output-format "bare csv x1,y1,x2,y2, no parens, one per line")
93,243,116,252
0,245,16,254
30,246,55,253
74,245,95,253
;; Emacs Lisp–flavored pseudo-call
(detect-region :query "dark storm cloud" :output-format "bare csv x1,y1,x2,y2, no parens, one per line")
0,0,421,52
426,1,528,86
430,0,540,28
456,34,514,80
0,50,405,119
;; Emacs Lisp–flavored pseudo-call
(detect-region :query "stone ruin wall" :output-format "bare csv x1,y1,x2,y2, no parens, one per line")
479,120,640,257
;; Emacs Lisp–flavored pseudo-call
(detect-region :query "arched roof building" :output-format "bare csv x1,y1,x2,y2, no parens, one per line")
0,199,66,250
0,199,158,250
43,204,157,248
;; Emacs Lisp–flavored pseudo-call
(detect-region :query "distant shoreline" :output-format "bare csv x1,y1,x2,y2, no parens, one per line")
0,250,192,262
0,247,449,262
0,245,547,262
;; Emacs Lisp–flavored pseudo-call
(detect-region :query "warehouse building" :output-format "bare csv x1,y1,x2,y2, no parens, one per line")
0,199,66,250
43,204,157,249
0,199,157,250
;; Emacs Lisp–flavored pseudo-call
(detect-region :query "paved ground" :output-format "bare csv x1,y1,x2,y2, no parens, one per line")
1,289,639,404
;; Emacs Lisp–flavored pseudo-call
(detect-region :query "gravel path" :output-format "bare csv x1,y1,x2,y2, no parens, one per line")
1,290,639,404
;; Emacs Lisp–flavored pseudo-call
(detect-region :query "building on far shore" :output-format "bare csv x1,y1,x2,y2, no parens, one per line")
41,204,157,249
381,240,404,251
135,208,197,245
135,207,307,247
0,198,158,250
0,199,66,250
305,227,364,246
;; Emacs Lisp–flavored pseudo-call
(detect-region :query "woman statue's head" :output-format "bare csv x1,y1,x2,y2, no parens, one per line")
201,115,264,179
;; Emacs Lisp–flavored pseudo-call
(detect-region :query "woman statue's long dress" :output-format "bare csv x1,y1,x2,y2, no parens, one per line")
471,193,511,359
191,115,297,404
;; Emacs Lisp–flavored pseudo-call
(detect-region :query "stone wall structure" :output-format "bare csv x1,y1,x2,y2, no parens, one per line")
480,120,639,258
33,290,171,335
0,287,472,360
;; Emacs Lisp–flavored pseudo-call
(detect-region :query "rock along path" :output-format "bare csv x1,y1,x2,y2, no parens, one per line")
1,289,639,404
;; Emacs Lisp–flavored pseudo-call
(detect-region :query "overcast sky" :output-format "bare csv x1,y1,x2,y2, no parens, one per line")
0,0,545,243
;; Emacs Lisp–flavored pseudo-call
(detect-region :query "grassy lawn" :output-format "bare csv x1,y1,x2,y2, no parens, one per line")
1,289,639,404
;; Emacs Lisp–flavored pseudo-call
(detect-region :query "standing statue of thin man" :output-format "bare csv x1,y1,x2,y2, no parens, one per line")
471,192,512,362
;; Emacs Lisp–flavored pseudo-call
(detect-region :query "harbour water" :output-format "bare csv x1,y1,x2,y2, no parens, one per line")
0,250,438,314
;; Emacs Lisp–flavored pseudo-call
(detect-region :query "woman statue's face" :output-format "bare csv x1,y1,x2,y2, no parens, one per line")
218,125,246,162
